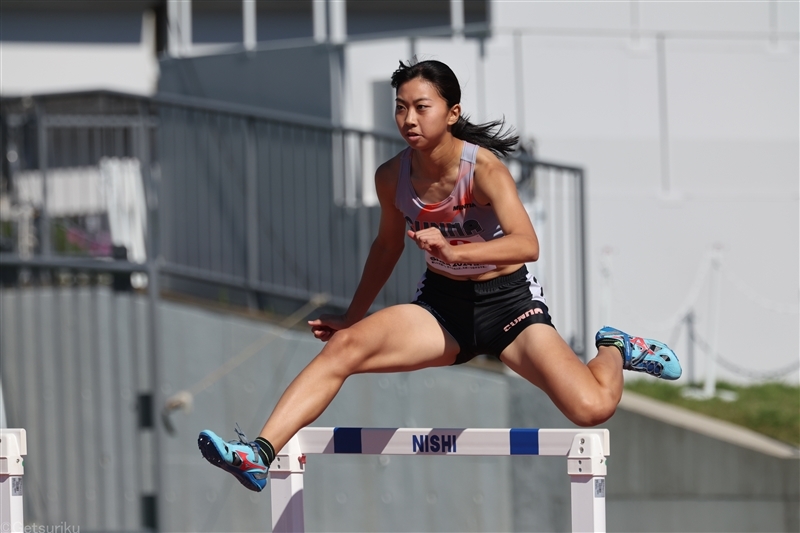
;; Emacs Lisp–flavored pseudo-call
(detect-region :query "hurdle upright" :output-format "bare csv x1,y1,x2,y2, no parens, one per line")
0,429,27,533
269,427,609,533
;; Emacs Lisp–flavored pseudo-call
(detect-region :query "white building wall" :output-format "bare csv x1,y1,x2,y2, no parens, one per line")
0,12,159,96
343,2,800,385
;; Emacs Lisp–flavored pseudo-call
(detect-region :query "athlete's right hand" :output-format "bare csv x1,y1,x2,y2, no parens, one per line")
308,314,352,342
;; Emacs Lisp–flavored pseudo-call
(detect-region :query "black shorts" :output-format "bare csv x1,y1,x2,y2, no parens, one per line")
412,266,555,365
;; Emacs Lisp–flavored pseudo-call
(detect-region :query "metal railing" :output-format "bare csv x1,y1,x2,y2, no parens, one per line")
2,91,586,353
519,162,587,356
155,99,410,311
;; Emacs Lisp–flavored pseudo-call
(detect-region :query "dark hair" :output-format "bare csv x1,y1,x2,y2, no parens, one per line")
390,59,518,158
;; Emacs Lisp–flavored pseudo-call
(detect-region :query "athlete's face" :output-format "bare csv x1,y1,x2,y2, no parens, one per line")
395,77,460,149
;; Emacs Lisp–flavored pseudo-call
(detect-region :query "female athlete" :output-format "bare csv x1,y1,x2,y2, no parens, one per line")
198,60,681,492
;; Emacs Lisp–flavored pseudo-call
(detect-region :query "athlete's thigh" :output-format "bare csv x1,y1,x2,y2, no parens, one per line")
339,303,460,373
499,323,591,396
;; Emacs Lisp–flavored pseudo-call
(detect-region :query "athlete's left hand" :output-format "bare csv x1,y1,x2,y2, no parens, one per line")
308,313,352,342
408,228,458,263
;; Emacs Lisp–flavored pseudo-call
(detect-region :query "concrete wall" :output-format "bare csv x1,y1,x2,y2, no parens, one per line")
605,401,800,533
2,286,797,532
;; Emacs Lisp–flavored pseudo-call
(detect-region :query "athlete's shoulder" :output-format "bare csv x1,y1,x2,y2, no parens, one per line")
375,149,406,182
374,149,407,203
472,145,516,205
473,145,512,183
474,145,504,169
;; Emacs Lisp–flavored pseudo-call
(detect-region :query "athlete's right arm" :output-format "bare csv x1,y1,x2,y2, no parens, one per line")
308,156,407,341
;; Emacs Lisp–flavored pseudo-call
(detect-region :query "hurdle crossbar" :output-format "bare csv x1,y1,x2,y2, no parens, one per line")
269,427,609,533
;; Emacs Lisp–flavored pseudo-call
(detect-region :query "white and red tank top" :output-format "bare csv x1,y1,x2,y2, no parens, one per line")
395,141,504,276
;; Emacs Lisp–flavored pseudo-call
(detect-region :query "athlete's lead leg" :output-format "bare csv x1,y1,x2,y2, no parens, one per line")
259,303,460,451
198,303,460,491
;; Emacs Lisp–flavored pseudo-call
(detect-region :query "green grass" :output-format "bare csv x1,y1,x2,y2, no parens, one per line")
624,380,800,447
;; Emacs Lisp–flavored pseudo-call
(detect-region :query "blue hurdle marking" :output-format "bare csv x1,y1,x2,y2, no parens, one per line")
293,427,610,457
510,428,539,455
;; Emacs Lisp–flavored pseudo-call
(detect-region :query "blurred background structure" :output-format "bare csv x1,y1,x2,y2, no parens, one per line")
1,1,798,532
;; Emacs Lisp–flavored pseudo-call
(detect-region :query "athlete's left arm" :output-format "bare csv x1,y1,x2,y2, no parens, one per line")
446,148,539,265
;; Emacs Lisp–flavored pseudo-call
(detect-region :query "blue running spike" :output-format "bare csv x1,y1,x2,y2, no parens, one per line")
596,326,682,380
198,429,269,492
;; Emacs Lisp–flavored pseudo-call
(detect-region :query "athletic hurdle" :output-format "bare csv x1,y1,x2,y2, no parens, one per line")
270,427,610,533
0,429,27,533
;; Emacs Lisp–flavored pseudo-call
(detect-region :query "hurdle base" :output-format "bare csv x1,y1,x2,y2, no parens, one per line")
0,429,27,533
270,471,304,533
568,433,607,533
270,435,305,533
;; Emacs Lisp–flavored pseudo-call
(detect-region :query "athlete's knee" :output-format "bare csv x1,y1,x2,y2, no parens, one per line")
321,328,372,373
566,393,617,427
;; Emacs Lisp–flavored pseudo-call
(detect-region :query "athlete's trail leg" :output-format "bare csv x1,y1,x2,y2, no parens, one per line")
501,324,623,427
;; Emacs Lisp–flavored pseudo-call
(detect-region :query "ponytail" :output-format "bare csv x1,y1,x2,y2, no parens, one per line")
451,115,518,158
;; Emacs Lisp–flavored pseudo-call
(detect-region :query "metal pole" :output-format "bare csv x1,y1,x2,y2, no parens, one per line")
599,248,612,328
476,39,486,122
329,0,346,44
703,248,723,398
245,119,260,309
450,0,465,38
686,311,696,385
167,0,192,56
629,0,641,47
167,0,181,57
243,0,257,50
330,45,345,206
561,173,572,337
577,169,588,361
656,33,671,195
513,31,526,138
313,0,327,43
180,0,192,55
769,0,779,49
140,103,164,531
36,105,50,256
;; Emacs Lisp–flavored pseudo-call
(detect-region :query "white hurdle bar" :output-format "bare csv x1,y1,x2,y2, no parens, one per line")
269,427,610,533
